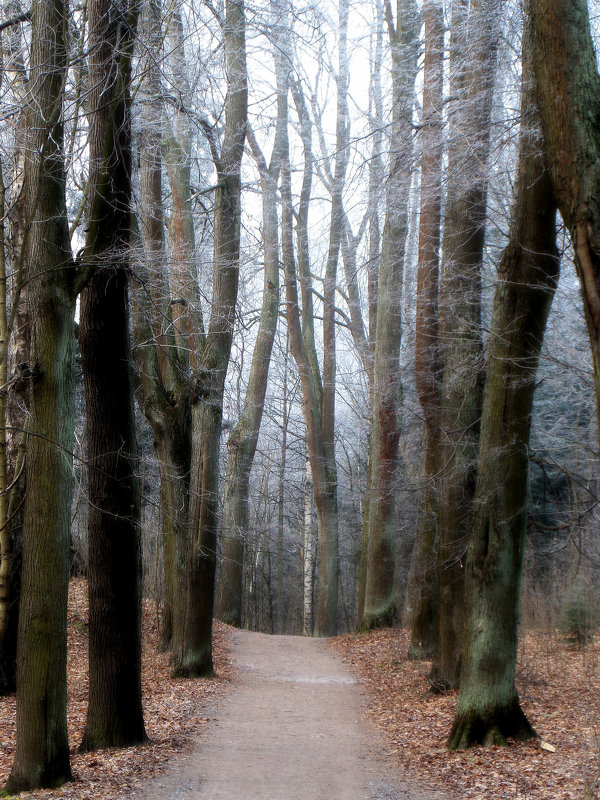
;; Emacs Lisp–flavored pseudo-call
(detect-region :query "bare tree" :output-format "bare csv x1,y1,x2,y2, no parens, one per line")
172,0,247,676
530,0,600,444
78,0,147,751
216,3,288,626
407,0,444,660
5,0,76,786
449,8,558,745
360,0,419,631
430,0,499,691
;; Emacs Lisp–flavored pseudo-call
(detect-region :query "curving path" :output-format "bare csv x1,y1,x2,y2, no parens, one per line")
123,630,440,800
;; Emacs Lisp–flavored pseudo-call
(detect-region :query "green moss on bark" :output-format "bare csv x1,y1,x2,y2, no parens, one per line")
171,646,215,679
359,602,398,632
448,699,537,750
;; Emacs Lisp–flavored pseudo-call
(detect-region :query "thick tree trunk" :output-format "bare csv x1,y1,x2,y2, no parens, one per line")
360,0,418,631
407,0,443,659
407,424,439,659
4,0,75,787
529,0,600,443
449,28,558,747
432,0,498,690
132,0,195,655
172,0,247,677
0,0,29,694
130,0,199,655
78,0,146,751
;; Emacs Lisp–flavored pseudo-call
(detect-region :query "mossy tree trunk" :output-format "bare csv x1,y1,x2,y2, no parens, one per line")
432,0,498,691
78,0,147,752
448,27,558,748
529,0,600,445
171,0,247,677
361,0,419,631
407,425,440,659
4,0,76,787
406,0,443,659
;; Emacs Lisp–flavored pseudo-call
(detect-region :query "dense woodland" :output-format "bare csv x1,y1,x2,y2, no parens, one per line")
0,0,598,791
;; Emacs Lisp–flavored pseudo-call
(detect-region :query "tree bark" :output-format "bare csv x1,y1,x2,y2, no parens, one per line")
4,0,75,787
303,459,316,636
78,0,146,751
407,0,443,659
216,24,287,626
172,0,247,677
432,0,498,690
360,0,418,631
0,0,29,694
314,0,350,636
529,0,600,445
130,0,195,656
449,23,558,746
281,32,340,637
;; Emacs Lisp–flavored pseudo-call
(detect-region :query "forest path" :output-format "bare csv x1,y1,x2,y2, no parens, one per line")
122,629,440,800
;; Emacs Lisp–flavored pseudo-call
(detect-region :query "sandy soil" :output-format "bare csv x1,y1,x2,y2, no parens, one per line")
120,629,443,800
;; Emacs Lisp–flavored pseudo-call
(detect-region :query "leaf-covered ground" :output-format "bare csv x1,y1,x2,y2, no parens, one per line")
330,627,600,800
1,583,598,799
0,580,234,800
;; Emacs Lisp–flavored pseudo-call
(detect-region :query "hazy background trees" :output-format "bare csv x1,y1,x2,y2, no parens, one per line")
1,0,600,787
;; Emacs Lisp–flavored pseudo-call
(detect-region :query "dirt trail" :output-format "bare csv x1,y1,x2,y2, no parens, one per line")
122,630,440,800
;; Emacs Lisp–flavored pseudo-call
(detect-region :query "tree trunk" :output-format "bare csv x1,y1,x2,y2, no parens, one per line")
407,425,439,659
172,0,247,677
280,34,340,637
4,0,75,787
449,26,558,746
0,0,29,694
216,30,287,626
529,0,600,445
432,0,498,691
130,0,195,656
163,0,204,357
313,0,350,637
407,0,443,659
360,0,418,631
78,0,146,751
275,341,288,634
303,459,316,636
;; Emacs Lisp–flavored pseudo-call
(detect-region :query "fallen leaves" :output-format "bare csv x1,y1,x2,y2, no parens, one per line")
0,579,234,800
1,584,597,800
329,628,600,800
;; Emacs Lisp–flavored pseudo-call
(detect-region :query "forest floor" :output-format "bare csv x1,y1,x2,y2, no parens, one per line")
0,580,597,799
330,628,600,800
